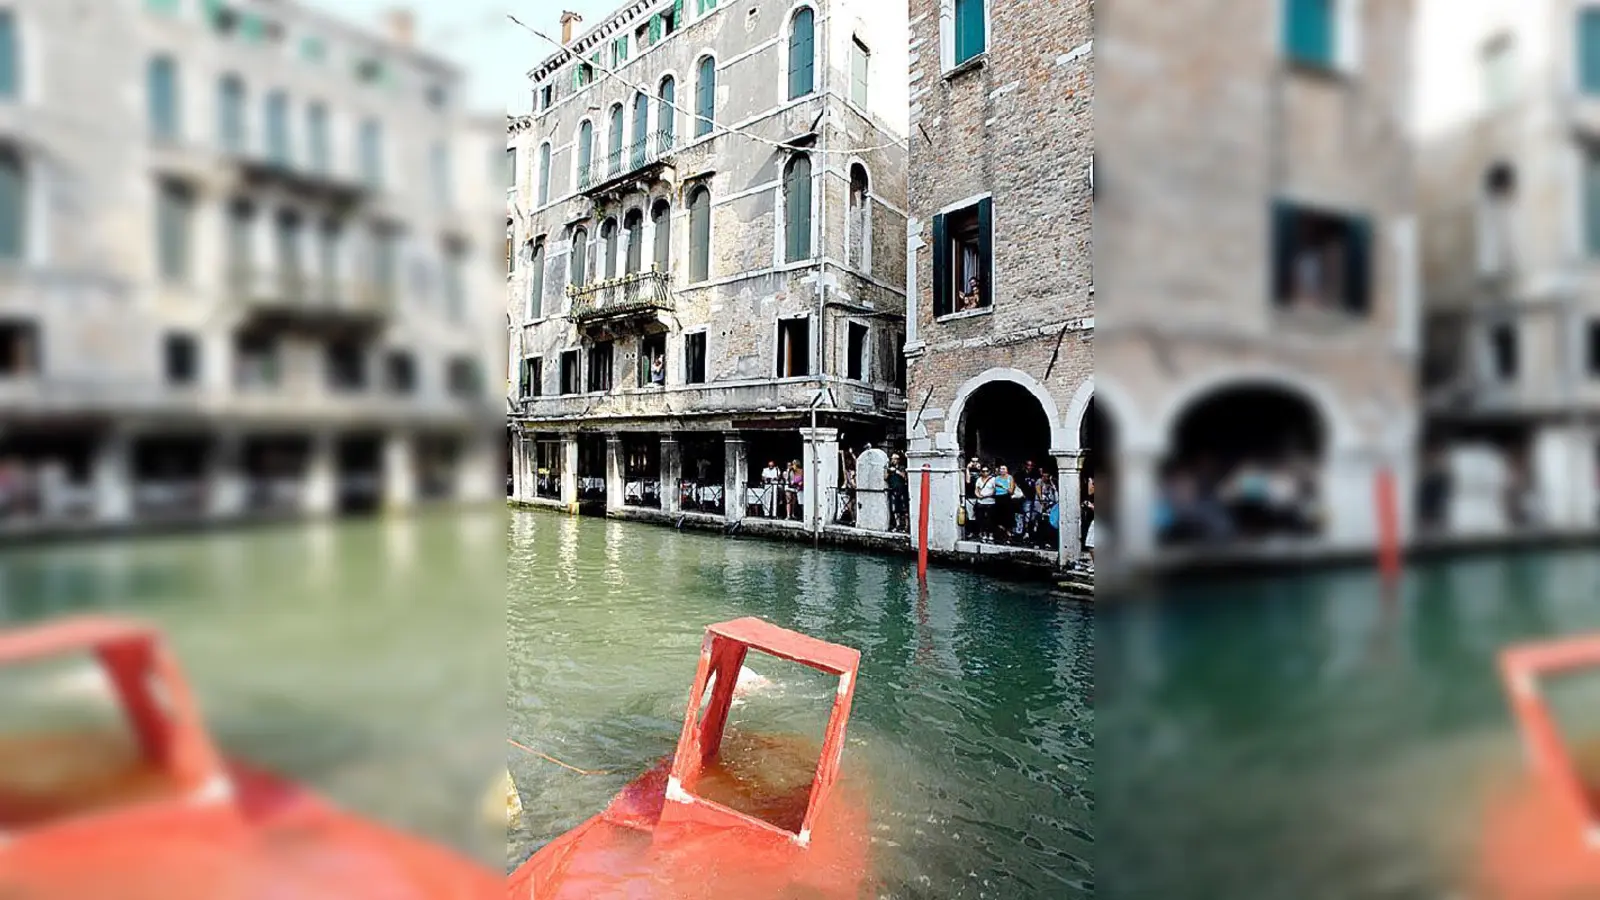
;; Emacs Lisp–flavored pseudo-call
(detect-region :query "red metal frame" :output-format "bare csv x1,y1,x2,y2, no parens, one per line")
1498,634,1600,847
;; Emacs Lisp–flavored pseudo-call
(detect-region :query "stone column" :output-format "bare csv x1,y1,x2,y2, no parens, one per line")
723,432,747,523
661,434,681,515
605,434,624,513
302,432,338,516
560,433,578,512
382,432,416,513
455,433,498,504
800,427,840,532
208,430,247,519
854,448,890,531
1532,424,1594,530
92,430,134,525
1055,449,1084,569
1322,450,1382,550
907,446,961,554
517,433,536,502
1115,446,1159,566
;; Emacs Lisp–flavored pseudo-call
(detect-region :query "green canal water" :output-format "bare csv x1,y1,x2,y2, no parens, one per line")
507,509,1093,898
0,511,506,866
1098,550,1600,899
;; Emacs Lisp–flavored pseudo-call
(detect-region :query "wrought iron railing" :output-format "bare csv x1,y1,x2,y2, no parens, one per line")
227,268,394,317
583,130,676,191
567,269,674,323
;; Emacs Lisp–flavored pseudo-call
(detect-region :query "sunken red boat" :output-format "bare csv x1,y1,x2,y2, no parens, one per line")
509,617,870,899
0,616,500,899
1480,632,1600,899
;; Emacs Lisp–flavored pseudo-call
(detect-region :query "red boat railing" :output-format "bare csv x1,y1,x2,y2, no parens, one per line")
1499,634,1600,848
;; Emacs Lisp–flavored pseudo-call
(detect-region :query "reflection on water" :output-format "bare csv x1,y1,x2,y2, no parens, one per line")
0,511,505,865
508,510,1092,898
1098,551,1600,899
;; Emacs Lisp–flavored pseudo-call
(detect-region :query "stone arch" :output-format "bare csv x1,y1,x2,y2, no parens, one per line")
945,367,1064,451
1154,366,1358,455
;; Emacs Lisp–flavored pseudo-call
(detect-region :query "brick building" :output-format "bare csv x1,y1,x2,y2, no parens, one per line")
0,0,503,536
1096,0,1419,569
506,0,909,535
903,0,1095,569
1416,0,1600,536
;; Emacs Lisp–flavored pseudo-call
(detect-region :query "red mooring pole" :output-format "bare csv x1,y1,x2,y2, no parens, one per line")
918,465,931,582
1375,466,1401,584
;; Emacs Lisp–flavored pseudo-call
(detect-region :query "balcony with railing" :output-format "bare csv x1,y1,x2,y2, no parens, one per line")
228,268,393,333
579,130,677,195
568,269,675,328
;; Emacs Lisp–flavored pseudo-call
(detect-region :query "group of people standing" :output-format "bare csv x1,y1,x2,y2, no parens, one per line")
963,459,1062,550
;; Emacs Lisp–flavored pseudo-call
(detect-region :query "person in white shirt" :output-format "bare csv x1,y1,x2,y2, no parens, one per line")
760,460,782,517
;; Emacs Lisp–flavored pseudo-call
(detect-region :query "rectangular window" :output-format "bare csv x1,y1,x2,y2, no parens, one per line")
846,321,868,381
506,147,517,188
300,36,326,62
0,320,40,376
156,179,193,282
851,38,870,107
638,334,667,387
1283,0,1336,69
953,0,986,66
894,330,907,392
1586,145,1600,257
447,357,481,398
386,350,416,394
576,61,594,89
442,239,466,322
326,341,366,391
1588,322,1600,377
148,56,180,140
1482,34,1516,110
612,36,629,67
1271,201,1372,316
1490,322,1518,381
163,332,198,385
587,341,614,392
697,0,718,15
520,356,542,398
0,10,19,99
540,85,553,110
1582,7,1600,94
234,334,279,388
559,349,581,395
685,331,707,384
307,103,329,173
932,198,993,317
265,90,290,164
358,118,383,186
0,148,25,262
146,0,182,13
431,141,451,205
776,317,811,378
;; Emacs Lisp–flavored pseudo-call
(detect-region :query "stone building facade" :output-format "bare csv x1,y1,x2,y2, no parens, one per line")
0,0,503,535
1095,0,1419,569
903,0,1095,569
1416,0,1600,536
507,0,909,535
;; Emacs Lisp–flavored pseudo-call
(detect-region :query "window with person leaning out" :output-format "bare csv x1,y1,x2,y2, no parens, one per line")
961,458,1059,550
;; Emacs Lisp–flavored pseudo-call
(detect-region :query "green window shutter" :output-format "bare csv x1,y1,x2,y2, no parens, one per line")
649,14,663,45
695,57,715,136
954,0,986,65
976,198,993,308
0,11,18,100
1345,215,1372,314
531,244,545,318
148,57,179,139
788,9,815,99
0,150,24,261
1581,9,1600,94
931,213,950,317
785,157,812,262
672,0,685,26
659,77,676,146
1284,0,1335,68
537,144,551,205
689,188,710,282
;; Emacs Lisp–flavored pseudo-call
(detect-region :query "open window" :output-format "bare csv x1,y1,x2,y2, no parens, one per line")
685,331,708,384
586,341,614,393
1271,201,1371,316
845,321,869,382
932,198,993,317
0,320,40,377
520,356,542,399
638,333,666,387
559,349,581,395
776,317,811,378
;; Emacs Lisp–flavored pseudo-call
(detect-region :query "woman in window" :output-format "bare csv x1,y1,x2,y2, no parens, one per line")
649,353,665,386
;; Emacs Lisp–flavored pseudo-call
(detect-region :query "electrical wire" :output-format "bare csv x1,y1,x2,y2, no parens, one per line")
505,12,908,156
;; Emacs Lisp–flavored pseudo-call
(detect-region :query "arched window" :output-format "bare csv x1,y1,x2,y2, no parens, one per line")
600,217,619,279
651,199,671,273
577,120,594,189
624,209,644,274
265,90,290,164
0,147,25,262
537,142,552,205
631,92,650,167
688,185,710,282
694,56,715,138
658,76,676,148
219,75,246,152
849,163,871,272
528,237,546,319
784,154,812,262
0,10,21,100
148,55,181,139
787,8,816,100
569,225,589,287
607,104,625,176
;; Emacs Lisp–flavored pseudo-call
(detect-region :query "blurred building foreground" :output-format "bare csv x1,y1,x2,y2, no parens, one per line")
0,0,504,537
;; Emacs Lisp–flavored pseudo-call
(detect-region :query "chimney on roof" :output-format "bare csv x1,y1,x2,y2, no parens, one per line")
560,11,583,44
387,7,414,46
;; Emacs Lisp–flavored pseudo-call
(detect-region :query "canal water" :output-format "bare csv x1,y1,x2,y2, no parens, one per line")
1098,549,1600,899
0,511,506,866
507,510,1093,898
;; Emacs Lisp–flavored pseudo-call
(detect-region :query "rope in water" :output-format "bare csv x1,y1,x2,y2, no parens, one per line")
506,738,613,776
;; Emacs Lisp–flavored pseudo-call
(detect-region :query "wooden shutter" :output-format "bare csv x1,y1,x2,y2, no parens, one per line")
0,12,17,99
1271,201,1293,306
696,58,715,136
1345,215,1371,315
649,14,663,44
1284,0,1334,67
786,156,812,262
519,359,531,398
932,213,950,317
1584,10,1600,94
0,150,22,261
789,9,815,99
976,198,994,309
689,187,710,282
530,242,545,318
955,0,986,64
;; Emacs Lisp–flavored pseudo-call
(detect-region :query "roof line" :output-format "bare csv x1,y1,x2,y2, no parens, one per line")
526,0,661,83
